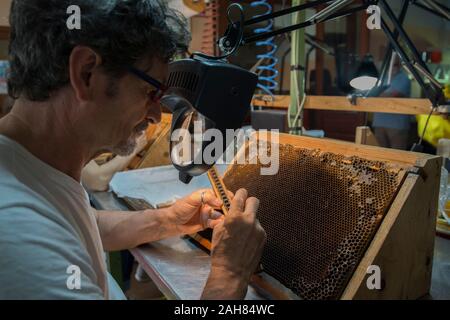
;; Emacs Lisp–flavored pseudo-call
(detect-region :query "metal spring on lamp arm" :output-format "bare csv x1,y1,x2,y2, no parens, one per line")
251,0,279,96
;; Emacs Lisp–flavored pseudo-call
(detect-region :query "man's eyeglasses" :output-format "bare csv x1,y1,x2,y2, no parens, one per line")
128,66,168,103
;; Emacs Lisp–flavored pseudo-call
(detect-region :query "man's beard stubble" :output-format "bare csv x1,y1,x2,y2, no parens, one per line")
112,136,137,156
112,120,150,156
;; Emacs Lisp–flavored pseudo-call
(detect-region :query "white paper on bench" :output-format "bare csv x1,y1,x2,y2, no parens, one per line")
109,165,228,207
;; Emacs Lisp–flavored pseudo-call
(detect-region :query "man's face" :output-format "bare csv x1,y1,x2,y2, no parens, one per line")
91,58,168,156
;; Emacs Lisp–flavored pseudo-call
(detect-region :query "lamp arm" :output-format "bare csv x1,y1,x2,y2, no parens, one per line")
379,0,445,106
376,0,409,89
305,34,335,56
412,2,446,19
378,0,429,74
380,17,444,107
218,0,447,106
242,3,371,45
412,61,444,90
243,0,333,26
418,0,450,20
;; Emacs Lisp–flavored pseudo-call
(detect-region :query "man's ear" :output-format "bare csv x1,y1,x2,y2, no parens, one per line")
69,46,102,102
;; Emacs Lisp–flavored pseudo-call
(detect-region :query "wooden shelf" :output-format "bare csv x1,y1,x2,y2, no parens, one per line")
252,94,436,115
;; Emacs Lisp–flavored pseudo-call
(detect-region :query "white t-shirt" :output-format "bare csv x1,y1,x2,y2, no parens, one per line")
0,135,125,299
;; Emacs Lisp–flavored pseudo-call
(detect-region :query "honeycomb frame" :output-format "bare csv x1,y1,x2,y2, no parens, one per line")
223,142,407,300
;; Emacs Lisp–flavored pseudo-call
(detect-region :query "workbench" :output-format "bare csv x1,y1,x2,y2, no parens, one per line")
88,172,450,300
89,191,299,300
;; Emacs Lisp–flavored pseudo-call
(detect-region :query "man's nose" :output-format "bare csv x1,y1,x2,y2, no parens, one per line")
147,102,162,124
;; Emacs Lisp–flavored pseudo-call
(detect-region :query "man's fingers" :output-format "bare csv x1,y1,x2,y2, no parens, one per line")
200,208,211,228
193,189,222,208
204,193,223,208
243,197,260,221
207,217,224,229
201,208,224,229
229,188,247,214
256,221,267,244
226,190,234,201
211,210,223,220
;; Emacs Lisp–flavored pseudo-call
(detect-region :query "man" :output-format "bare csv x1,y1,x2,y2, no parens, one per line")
372,55,413,150
0,0,266,299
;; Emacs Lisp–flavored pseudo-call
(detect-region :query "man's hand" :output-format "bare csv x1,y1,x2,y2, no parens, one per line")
201,188,266,300
95,189,227,251
166,189,226,236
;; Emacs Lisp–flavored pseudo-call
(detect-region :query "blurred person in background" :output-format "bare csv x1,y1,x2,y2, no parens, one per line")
372,54,414,150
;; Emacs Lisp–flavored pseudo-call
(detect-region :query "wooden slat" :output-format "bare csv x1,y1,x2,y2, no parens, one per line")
255,132,429,167
250,274,292,300
222,131,424,179
355,126,379,147
207,165,231,216
252,95,435,115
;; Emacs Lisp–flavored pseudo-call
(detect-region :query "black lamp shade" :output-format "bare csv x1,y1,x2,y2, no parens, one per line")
350,54,379,91
161,57,258,183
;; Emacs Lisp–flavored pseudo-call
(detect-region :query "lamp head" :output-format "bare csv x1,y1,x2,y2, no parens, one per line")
161,57,258,183
350,54,379,91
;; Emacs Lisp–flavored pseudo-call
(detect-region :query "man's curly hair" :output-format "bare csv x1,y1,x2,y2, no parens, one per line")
8,0,190,101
